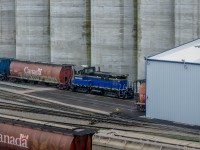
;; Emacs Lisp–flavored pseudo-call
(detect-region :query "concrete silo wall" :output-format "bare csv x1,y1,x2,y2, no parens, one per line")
50,0,90,65
175,0,200,46
16,0,50,62
3,1,200,80
91,0,137,81
0,0,16,58
137,0,175,79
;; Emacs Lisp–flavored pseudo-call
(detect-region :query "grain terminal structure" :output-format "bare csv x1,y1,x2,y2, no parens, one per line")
1,0,200,80
146,39,200,126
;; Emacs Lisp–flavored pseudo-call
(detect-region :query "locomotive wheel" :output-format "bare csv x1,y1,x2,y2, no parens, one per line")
123,92,128,99
33,81,38,84
101,90,105,95
86,88,91,94
103,91,108,97
45,83,49,86
0,73,7,81
30,81,37,85
23,79,28,83
115,91,120,98
70,86,76,92
11,78,19,83
58,86,63,90
66,85,70,90
58,85,65,90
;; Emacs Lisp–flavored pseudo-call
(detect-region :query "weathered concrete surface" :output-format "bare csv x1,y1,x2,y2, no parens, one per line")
91,0,137,81
175,0,200,46
16,0,50,62
137,0,175,79
93,129,200,150
4,1,200,79
0,0,15,58
50,0,90,65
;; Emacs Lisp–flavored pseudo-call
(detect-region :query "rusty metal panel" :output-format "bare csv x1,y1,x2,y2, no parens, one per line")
9,60,73,84
0,123,74,150
60,67,73,84
0,123,93,150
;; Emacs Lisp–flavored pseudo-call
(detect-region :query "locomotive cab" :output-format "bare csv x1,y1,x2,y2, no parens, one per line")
74,66,95,75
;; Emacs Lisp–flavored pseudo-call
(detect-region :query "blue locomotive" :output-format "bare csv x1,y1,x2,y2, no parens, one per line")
71,66,133,98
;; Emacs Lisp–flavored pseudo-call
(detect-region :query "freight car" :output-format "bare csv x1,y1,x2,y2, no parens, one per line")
71,66,133,98
0,58,12,80
9,60,73,89
134,79,146,111
0,117,95,150
0,58,133,99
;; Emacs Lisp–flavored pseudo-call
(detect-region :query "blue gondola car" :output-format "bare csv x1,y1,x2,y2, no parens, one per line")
71,67,133,99
0,58,13,80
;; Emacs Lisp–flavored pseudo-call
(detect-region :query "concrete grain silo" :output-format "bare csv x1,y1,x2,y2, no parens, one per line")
50,0,90,65
16,0,50,62
0,0,16,58
175,0,200,46
91,0,137,81
137,0,175,79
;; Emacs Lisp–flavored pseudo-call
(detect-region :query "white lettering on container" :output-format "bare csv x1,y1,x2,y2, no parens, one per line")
0,133,29,148
24,67,42,76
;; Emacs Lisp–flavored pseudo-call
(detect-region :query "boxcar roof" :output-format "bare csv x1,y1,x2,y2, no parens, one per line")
147,38,200,64
0,117,96,136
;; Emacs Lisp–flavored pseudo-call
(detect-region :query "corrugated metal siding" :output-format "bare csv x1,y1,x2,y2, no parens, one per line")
146,61,200,126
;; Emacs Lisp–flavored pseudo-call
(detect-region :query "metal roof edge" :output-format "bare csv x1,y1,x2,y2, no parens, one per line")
146,58,200,66
146,38,200,59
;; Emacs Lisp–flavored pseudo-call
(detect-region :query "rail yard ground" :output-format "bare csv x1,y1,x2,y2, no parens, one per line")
0,81,200,150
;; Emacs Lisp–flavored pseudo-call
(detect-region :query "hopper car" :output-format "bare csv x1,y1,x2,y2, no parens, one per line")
9,60,73,90
0,117,95,150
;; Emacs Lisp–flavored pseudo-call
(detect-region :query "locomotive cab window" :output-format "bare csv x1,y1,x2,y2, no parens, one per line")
83,67,95,74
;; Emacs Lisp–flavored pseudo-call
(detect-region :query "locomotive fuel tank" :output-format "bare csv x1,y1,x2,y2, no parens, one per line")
9,60,73,86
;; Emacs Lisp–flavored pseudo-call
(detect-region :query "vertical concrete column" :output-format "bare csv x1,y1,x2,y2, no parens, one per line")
16,0,50,62
91,0,137,81
0,0,16,58
86,0,91,66
50,0,89,66
175,0,200,46
137,0,175,79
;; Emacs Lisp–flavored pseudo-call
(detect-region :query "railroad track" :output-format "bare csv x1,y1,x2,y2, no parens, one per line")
0,99,199,138
0,90,143,126
0,100,142,126
0,114,199,150
0,88,199,141
0,81,31,90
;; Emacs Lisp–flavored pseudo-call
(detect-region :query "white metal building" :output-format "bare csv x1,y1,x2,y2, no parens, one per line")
146,39,200,126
